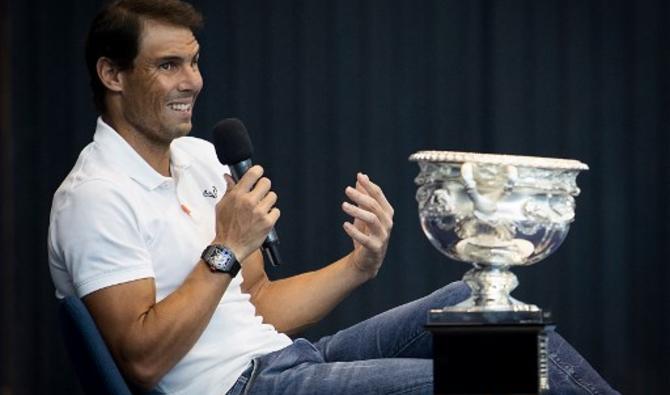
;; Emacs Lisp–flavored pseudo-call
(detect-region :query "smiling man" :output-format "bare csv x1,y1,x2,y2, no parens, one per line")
48,1,619,394
93,17,202,171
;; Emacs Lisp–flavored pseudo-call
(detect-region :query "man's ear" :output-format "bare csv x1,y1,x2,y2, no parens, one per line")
96,57,124,93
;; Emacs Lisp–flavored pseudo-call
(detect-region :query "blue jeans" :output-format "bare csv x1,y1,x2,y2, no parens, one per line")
227,282,619,394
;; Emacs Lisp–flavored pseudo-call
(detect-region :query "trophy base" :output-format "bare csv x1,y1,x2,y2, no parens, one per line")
427,310,553,394
429,308,550,325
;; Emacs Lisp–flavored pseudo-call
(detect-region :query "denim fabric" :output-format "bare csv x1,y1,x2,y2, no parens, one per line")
227,281,619,395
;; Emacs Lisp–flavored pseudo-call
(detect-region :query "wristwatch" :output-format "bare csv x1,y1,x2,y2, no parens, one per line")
201,244,240,277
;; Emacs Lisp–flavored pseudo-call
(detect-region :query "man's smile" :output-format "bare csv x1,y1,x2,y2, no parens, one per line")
167,102,193,113
166,97,195,117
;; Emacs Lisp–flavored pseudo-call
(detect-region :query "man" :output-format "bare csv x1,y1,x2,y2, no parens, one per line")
48,0,618,394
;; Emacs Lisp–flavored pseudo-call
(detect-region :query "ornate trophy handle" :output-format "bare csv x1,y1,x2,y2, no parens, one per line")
461,162,518,215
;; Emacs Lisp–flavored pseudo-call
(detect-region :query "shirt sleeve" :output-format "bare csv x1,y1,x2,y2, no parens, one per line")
50,178,155,298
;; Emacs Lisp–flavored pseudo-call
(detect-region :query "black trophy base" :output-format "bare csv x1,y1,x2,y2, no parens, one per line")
427,309,553,395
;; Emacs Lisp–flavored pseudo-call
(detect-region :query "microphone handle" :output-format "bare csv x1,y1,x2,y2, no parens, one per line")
229,159,282,266
262,243,282,267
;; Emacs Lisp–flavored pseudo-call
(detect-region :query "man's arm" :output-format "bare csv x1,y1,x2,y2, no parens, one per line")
84,166,278,390
242,173,394,334
84,264,231,389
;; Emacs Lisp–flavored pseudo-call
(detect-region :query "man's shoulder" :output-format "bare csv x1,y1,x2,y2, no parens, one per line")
55,145,135,198
51,173,138,225
51,144,144,221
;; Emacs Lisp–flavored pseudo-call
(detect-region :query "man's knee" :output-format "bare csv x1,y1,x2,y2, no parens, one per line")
433,281,471,307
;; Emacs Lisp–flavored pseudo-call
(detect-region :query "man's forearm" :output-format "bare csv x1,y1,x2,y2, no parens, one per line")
251,252,373,334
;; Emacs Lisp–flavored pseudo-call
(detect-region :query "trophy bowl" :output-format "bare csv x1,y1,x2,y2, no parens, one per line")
410,151,588,316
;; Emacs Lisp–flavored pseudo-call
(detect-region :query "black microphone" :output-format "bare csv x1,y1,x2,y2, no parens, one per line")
212,118,282,267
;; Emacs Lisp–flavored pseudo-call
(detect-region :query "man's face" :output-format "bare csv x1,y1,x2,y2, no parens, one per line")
119,19,203,145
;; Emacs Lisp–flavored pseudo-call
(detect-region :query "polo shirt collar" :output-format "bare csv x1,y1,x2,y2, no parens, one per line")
93,117,192,190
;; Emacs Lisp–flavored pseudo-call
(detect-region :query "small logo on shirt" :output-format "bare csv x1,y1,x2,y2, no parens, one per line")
203,186,218,198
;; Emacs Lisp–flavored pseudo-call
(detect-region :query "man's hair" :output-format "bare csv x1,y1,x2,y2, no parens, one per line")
85,0,203,114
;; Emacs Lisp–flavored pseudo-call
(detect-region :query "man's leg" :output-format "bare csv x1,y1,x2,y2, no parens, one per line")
242,339,432,395
547,330,619,394
238,282,618,394
313,281,470,361
310,281,619,394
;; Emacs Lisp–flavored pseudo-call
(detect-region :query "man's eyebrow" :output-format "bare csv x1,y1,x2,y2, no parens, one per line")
155,50,200,63
156,55,185,63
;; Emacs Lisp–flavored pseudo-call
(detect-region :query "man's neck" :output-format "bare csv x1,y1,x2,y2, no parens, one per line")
101,114,172,177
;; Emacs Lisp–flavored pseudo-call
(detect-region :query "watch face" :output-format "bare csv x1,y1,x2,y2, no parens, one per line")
212,248,234,271
203,245,237,273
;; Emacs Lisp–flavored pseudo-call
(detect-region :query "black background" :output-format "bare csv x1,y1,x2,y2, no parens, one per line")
1,1,668,394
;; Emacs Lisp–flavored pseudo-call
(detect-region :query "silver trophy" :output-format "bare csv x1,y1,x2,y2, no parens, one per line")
411,151,588,316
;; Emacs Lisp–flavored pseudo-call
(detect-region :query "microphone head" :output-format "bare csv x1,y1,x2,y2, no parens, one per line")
212,118,254,165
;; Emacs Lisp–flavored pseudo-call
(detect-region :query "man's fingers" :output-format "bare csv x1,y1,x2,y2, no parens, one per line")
342,201,384,235
224,173,236,190
346,186,379,211
235,165,264,192
257,191,278,213
345,186,392,229
229,164,272,206
248,177,272,203
343,221,378,250
357,173,394,217
267,207,281,225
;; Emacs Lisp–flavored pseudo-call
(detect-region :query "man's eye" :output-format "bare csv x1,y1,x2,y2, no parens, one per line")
160,62,176,71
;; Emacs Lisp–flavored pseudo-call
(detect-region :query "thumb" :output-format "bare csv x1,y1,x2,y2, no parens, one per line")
224,173,236,191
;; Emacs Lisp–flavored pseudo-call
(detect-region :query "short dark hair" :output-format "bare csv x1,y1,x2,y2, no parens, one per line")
85,0,203,113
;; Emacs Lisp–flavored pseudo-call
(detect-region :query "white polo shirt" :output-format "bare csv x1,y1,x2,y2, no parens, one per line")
48,118,292,394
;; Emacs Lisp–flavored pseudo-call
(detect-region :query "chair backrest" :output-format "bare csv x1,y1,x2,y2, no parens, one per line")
59,296,134,395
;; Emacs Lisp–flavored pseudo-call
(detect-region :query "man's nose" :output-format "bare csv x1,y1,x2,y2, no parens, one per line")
178,65,203,92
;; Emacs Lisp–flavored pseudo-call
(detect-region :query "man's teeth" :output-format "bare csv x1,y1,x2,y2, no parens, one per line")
168,103,191,112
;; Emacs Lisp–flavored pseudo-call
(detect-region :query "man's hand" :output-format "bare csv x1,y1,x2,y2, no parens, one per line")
213,165,280,262
242,173,393,333
341,173,394,279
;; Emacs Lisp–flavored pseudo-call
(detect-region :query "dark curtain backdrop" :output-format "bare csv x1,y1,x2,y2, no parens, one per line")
2,0,668,394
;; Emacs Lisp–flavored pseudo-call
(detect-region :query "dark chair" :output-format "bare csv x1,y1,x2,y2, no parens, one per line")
59,295,134,395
